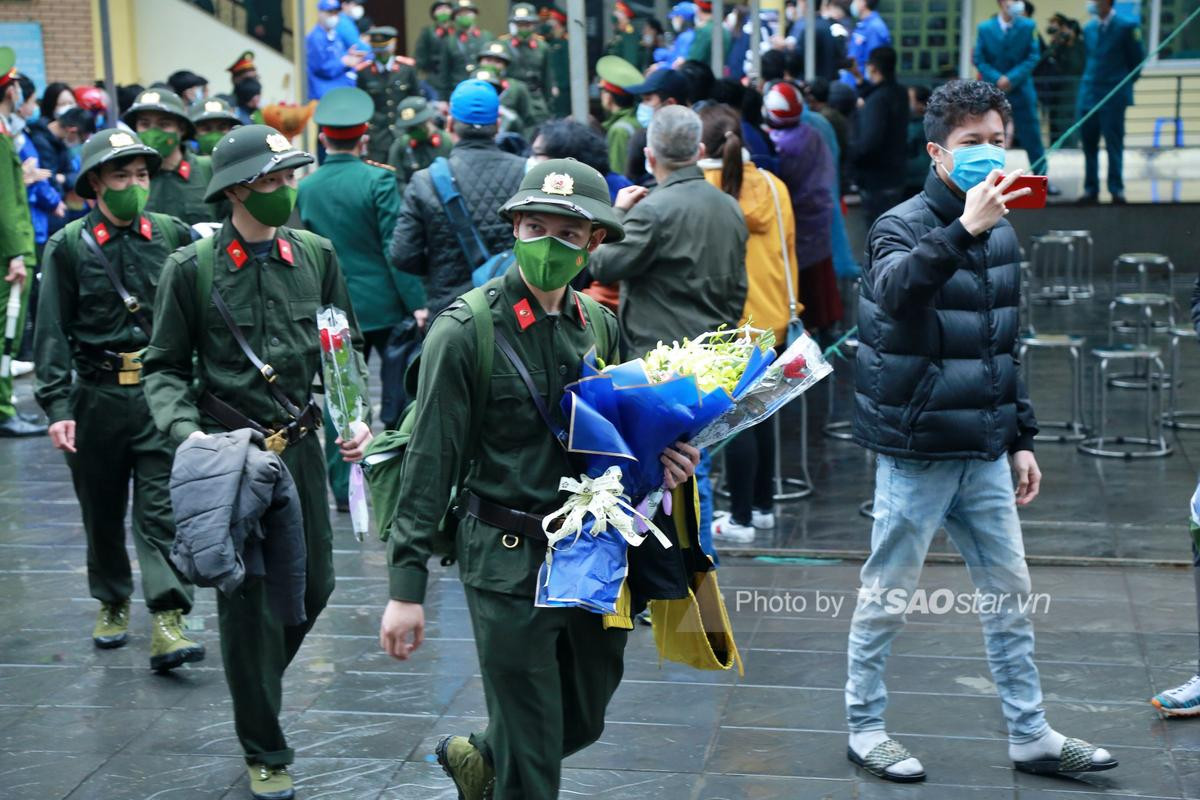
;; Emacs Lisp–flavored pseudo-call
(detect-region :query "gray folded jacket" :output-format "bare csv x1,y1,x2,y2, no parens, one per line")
169,428,307,626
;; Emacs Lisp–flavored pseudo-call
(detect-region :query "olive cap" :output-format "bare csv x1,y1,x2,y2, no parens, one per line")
75,129,162,199
313,86,374,128
500,158,625,242
510,3,538,23
122,87,196,139
205,124,314,202
478,41,513,64
595,56,643,93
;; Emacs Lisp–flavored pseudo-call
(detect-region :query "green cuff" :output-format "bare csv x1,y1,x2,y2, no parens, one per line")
388,565,429,604
170,419,202,444
46,399,72,425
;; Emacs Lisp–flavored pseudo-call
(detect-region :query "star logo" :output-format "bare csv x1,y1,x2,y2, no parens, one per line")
109,131,135,148
140,91,160,105
542,172,574,196
857,578,885,608
266,132,291,152
205,100,223,113
401,107,416,120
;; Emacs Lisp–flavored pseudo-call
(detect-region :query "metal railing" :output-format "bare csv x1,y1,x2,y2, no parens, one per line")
903,72,1199,150
185,0,295,60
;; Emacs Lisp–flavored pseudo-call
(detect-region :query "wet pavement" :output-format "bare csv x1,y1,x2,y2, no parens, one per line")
3,258,1200,798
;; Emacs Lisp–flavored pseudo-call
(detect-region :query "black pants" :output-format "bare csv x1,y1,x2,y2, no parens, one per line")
723,423,776,526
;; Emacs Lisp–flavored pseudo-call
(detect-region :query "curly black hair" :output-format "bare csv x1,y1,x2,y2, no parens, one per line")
923,79,1013,145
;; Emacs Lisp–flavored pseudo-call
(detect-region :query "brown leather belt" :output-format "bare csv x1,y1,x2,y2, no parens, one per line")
198,392,322,454
77,344,145,385
460,491,550,548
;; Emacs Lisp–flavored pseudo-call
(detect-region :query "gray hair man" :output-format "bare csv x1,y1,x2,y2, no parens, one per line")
589,104,748,359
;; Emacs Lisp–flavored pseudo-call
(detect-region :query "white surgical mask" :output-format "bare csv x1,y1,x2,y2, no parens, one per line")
348,5,365,20
322,13,340,30
1008,0,1026,15
671,17,684,32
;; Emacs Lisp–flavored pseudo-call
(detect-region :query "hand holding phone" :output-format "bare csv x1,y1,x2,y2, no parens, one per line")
995,173,1048,209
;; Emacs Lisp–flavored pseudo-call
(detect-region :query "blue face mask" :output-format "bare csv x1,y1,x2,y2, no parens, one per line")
635,102,654,129
938,143,1006,192
26,105,40,124
1085,0,1098,15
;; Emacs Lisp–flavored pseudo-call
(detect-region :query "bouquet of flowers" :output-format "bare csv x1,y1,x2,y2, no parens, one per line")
317,306,369,540
536,325,832,614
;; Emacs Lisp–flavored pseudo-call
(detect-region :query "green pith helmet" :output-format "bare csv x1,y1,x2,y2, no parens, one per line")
395,96,435,130
509,3,538,23
204,124,313,202
452,0,478,14
74,129,162,199
121,87,196,139
500,158,625,242
189,96,242,126
478,41,513,64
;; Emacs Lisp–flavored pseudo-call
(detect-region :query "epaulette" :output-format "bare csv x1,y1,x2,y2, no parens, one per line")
364,159,397,172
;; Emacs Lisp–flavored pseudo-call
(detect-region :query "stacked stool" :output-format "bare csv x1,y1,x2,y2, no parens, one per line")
1046,229,1095,299
1018,261,1088,442
1029,233,1084,305
1079,345,1172,458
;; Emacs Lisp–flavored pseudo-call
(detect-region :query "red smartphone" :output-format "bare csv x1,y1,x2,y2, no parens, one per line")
995,174,1048,209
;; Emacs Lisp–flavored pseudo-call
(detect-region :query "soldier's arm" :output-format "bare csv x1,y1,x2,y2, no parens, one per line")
387,313,476,604
32,233,77,423
0,138,34,262
588,200,659,283
142,251,204,443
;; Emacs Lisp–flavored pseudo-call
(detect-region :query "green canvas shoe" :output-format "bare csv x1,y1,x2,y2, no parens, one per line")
247,764,294,800
436,736,495,800
149,610,206,672
93,600,130,648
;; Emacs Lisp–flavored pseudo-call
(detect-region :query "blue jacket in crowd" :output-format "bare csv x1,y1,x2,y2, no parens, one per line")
974,14,1041,111
19,133,61,246
1079,12,1144,107
306,25,356,100
847,11,891,74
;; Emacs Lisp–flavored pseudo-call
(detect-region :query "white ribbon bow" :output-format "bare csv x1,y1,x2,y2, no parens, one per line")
542,466,672,551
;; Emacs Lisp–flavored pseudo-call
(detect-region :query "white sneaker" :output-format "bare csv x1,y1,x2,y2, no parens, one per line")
1152,674,1200,717
751,508,775,529
10,360,33,378
712,512,755,543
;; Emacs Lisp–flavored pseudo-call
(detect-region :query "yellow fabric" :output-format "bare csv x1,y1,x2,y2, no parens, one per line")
602,579,633,630
702,163,799,342
649,570,744,675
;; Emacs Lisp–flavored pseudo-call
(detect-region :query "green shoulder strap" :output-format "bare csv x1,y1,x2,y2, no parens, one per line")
576,292,611,364
147,212,181,252
461,287,494,446
195,236,216,339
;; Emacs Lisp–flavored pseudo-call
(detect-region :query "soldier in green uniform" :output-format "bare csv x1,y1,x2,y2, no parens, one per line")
385,96,452,192
499,4,552,127
300,87,422,511
356,25,420,165
441,0,493,97
190,96,243,156
0,48,43,438
33,129,205,670
544,8,572,118
606,1,642,65
123,87,220,226
379,158,701,800
143,125,371,800
473,42,536,140
415,2,454,100
596,56,643,175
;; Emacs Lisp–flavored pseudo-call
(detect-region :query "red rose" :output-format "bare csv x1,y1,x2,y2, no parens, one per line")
320,329,333,352
783,356,807,379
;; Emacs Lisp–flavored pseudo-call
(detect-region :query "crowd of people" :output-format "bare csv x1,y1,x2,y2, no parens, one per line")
0,1,1162,798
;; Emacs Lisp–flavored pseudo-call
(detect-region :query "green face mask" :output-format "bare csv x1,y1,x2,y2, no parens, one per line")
514,235,589,291
197,131,224,156
455,13,475,29
102,183,149,222
516,27,534,39
435,10,451,23
139,127,181,159
239,184,296,227
408,125,429,143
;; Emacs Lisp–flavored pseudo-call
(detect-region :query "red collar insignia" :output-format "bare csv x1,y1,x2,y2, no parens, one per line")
226,239,248,269
177,159,192,181
138,216,153,240
530,39,538,49
513,298,536,332
276,238,294,265
573,294,587,328
93,222,111,245
430,133,442,148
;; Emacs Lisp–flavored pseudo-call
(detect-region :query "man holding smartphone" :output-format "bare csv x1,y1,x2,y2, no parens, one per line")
845,80,1115,783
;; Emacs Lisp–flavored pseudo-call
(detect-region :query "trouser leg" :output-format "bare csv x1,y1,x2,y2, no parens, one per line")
1101,101,1126,196
127,388,193,613
1013,102,1046,174
724,430,757,526
68,384,134,606
942,456,1047,743
220,435,334,766
845,455,959,732
751,418,776,511
464,586,628,800
1080,110,1101,197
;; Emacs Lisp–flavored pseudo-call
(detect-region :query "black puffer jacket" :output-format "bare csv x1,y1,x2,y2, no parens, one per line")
853,168,1038,460
389,138,526,314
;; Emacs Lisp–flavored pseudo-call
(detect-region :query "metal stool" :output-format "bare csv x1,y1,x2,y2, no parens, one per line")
1111,252,1175,298
1019,334,1087,442
1029,234,1079,305
822,337,858,441
1107,293,1176,388
1078,345,1172,459
1046,229,1094,299
1164,326,1200,430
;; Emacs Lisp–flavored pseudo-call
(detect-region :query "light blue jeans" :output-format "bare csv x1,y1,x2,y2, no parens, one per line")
845,454,1050,744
